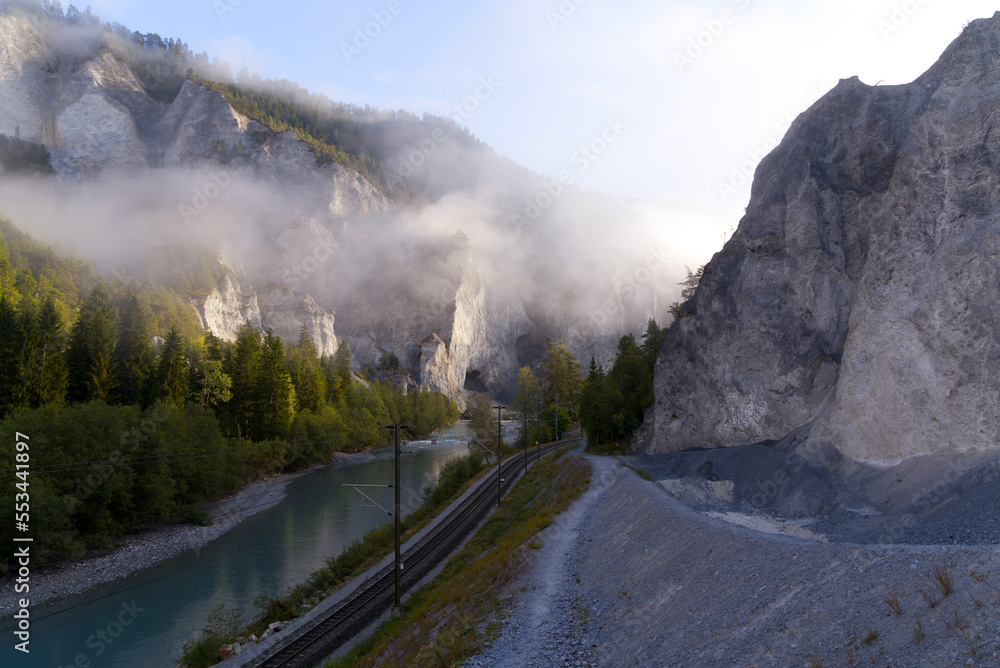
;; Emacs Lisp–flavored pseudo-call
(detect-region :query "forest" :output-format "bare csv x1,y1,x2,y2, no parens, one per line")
0,219,459,570
579,319,667,447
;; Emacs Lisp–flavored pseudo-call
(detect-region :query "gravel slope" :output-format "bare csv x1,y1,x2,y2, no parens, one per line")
473,452,1000,667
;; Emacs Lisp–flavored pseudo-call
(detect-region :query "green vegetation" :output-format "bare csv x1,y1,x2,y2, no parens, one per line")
0,130,53,174
669,264,705,318
579,318,666,448
0,218,459,572
191,77,411,202
326,451,591,668
180,448,489,667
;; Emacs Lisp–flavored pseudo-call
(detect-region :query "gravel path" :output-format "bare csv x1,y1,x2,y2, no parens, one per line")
471,452,1000,667
469,447,616,667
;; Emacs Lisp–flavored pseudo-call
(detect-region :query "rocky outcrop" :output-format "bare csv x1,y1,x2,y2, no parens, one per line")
0,6,672,407
642,12,1000,466
200,275,338,357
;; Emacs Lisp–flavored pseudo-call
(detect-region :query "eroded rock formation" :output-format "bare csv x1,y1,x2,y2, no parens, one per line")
641,13,1000,465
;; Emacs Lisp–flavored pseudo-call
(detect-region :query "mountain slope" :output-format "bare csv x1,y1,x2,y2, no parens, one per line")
640,12,1000,465
0,1,683,405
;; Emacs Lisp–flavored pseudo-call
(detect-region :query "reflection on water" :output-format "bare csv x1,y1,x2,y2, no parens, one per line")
3,422,471,667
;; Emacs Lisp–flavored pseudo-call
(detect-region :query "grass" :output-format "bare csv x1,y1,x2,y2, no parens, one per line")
884,591,903,616
862,629,879,646
620,459,655,481
324,451,592,667
933,563,955,597
585,439,632,456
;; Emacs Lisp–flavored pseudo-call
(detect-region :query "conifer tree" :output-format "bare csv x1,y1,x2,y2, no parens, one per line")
30,295,68,406
256,329,295,440
226,321,262,439
114,289,155,405
287,324,326,414
155,326,188,408
0,296,21,414
66,282,119,402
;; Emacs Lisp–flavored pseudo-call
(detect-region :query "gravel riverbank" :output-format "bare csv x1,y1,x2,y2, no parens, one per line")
0,457,367,617
471,451,1000,667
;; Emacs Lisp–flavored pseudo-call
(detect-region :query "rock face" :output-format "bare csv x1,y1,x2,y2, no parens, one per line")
200,275,338,358
641,13,1000,466
0,6,675,405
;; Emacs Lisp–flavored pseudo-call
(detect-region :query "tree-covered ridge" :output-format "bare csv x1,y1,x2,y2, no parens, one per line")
0,216,460,570
0,217,97,312
2,0,482,202
193,77,410,201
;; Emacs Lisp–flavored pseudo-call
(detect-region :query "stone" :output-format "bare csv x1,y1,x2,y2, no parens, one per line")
640,12,1000,466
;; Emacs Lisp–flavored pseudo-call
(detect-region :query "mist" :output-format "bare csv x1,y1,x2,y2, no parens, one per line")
0,0,724,382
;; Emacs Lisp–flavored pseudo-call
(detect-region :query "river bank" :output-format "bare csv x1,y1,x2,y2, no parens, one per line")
0,452,377,617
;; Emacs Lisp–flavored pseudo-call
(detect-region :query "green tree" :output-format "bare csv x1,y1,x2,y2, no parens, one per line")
640,318,666,366
28,296,68,406
468,393,502,457
155,326,188,408
114,289,155,406
332,340,352,386
670,265,705,318
225,321,262,439
255,329,295,440
539,341,582,418
287,325,327,414
195,359,232,409
579,357,610,444
0,296,21,415
66,282,119,402
605,334,649,439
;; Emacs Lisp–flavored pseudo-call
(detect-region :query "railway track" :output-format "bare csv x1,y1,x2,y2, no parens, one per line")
251,437,581,668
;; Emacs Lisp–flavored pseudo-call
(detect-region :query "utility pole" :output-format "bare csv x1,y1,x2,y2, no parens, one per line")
385,423,411,615
495,405,504,507
343,426,411,618
555,391,559,441
536,397,542,461
522,401,529,474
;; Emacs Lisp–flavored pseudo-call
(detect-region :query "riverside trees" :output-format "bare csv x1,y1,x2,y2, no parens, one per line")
0,222,460,570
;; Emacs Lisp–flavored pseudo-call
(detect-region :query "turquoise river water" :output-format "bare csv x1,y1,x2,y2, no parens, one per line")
2,422,472,667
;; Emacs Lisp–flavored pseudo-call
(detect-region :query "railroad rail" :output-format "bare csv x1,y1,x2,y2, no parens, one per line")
252,437,581,668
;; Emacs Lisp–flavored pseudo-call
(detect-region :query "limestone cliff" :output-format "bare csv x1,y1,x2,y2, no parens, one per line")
0,5,672,405
200,274,338,358
641,13,1000,465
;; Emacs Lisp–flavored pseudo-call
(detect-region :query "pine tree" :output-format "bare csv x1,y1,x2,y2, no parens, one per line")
256,329,295,440
332,339,352,386
155,326,188,408
30,296,68,406
114,289,155,406
640,318,665,365
66,282,119,402
579,357,609,444
0,235,19,302
0,296,21,415
225,321,262,439
288,324,327,414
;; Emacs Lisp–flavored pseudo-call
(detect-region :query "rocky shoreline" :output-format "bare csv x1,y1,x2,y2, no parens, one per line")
0,451,376,617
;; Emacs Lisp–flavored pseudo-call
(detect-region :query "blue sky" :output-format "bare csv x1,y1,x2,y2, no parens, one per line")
84,0,1000,258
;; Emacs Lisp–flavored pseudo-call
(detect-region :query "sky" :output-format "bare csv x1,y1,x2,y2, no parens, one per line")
82,0,1000,258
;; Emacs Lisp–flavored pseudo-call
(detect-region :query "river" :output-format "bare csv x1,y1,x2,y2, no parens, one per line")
4,422,473,667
